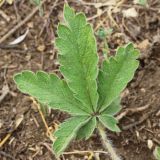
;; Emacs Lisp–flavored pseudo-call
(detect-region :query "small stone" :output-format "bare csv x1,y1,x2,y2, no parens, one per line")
140,88,146,93
37,45,46,52
147,139,153,149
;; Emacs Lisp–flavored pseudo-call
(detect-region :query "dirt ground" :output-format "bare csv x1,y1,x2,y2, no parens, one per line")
0,0,160,160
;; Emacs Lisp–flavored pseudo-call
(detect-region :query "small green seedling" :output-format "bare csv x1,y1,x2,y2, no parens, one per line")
31,0,43,16
14,4,139,160
154,146,160,160
136,0,148,6
96,27,113,40
96,27,113,57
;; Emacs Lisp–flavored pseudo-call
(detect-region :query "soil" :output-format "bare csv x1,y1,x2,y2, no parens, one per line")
0,0,160,160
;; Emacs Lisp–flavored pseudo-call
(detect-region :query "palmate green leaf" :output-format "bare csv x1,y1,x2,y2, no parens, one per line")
53,116,89,156
102,97,121,116
76,117,97,140
56,5,99,112
98,43,139,112
98,114,120,132
14,71,89,115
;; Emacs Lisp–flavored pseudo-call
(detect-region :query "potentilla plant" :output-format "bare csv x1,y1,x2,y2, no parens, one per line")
14,4,140,160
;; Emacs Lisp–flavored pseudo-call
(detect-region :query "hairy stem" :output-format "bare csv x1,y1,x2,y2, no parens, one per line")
98,123,121,160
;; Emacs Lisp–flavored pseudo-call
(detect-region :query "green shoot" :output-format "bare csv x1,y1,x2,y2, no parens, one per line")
14,4,139,160
31,0,43,16
136,0,148,6
96,27,113,58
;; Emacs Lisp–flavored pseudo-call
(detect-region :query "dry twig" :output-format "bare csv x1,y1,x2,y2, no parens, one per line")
87,8,108,21
63,150,109,155
107,7,120,29
0,151,15,160
0,115,24,148
31,98,55,141
39,0,59,36
40,142,109,159
0,0,47,44
0,133,11,148
122,105,159,130
0,10,10,22
156,110,160,116
116,104,150,121
78,0,116,8
0,84,9,103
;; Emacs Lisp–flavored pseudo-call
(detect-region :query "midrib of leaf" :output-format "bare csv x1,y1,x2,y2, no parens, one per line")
63,21,96,112
76,25,95,113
